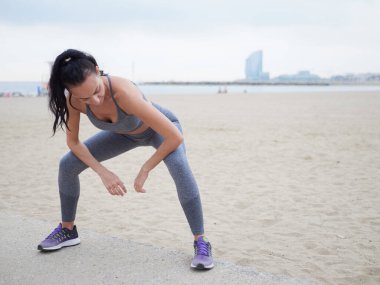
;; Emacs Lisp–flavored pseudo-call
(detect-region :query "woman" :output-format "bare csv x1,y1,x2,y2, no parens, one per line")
37,49,214,270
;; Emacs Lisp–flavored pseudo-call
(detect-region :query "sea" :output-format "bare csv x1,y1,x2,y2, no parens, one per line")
1,81,380,96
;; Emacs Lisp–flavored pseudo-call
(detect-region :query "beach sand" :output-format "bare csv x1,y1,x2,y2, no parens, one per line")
0,91,379,285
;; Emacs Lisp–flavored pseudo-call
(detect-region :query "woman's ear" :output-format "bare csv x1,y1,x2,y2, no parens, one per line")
95,65,100,75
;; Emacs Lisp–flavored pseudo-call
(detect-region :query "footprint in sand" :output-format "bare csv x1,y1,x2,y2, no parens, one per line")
315,247,334,255
258,218,279,227
303,241,318,250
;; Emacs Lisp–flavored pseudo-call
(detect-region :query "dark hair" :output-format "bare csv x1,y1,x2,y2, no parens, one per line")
48,49,100,135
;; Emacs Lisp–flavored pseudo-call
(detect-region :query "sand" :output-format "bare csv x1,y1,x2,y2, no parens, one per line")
0,91,379,285
0,210,320,285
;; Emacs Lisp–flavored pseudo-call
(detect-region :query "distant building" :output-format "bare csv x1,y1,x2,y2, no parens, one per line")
274,70,320,81
330,73,380,82
245,50,270,81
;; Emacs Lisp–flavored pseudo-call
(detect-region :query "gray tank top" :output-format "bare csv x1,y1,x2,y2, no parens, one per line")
86,75,147,134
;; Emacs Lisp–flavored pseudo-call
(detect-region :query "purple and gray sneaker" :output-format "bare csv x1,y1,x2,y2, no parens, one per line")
37,223,80,251
191,236,214,270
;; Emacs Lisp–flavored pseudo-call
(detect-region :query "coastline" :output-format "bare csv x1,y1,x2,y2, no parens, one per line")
1,81,380,98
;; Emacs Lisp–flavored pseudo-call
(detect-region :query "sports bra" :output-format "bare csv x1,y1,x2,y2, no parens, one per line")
86,75,147,134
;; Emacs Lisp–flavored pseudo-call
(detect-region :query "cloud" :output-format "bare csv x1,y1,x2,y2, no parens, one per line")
2,0,378,31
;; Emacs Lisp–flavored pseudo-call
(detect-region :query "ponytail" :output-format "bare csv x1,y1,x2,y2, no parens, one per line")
48,49,99,135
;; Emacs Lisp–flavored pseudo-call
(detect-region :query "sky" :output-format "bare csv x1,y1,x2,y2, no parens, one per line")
0,0,379,81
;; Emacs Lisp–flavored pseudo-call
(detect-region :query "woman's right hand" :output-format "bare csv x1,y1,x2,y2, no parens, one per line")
98,169,127,196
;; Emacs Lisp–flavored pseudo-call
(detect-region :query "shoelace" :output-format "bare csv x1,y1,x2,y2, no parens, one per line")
195,241,210,256
46,226,69,240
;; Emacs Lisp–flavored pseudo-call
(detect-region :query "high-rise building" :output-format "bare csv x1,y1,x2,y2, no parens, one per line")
245,50,269,80
274,70,320,81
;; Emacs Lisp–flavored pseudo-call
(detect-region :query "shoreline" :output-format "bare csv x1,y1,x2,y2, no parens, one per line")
2,88,380,98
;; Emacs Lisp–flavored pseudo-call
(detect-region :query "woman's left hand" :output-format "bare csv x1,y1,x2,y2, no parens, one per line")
134,167,149,193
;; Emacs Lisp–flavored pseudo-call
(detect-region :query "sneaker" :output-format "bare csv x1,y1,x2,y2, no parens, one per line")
37,223,80,251
191,236,214,270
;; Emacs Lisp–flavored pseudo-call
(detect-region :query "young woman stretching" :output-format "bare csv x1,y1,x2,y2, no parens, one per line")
37,49,214,270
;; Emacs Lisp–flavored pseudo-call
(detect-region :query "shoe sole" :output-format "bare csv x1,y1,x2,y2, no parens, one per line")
191,262,214,270
38,238,81,251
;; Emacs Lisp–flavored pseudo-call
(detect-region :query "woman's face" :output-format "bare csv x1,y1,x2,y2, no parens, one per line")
69,72,105,106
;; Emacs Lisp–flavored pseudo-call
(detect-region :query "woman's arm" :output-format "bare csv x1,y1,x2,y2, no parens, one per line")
114,78,184,192
65,96,127,196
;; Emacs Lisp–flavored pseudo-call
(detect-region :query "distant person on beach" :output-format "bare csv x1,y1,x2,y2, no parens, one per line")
37,49,214,270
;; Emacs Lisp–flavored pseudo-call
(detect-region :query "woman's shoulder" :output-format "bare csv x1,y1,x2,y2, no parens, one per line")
109,75,142,100
108,75,136,91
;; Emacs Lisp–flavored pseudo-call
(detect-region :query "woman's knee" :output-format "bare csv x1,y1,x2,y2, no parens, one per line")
164,145,187,169
59,151,85,175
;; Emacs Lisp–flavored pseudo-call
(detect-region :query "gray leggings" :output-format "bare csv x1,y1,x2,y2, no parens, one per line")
58,103,204,235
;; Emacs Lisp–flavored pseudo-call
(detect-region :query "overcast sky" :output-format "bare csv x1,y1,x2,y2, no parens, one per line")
0,0,379,81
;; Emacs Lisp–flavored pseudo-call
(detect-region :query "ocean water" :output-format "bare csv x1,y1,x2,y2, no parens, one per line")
1,81,380,96
139,84,380,95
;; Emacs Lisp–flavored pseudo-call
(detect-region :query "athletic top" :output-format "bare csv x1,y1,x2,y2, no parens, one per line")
86,75,147,134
